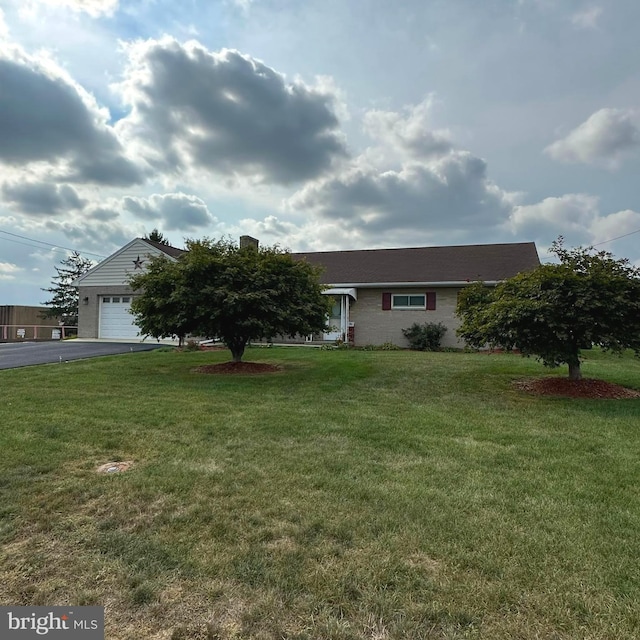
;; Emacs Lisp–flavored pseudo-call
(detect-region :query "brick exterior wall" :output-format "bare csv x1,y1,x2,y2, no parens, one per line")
349,287,464,348
77,285,135,338
260,287,466,348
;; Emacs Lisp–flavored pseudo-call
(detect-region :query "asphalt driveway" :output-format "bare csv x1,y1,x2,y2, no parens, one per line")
0,341,165,370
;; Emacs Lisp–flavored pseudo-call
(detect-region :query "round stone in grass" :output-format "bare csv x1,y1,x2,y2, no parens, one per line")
96,461,134,474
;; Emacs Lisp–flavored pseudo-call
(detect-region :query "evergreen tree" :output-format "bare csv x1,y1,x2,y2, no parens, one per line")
144,229,170,245
41,251,93,325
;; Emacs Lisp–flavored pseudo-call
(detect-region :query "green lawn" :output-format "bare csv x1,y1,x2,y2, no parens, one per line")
1,347,639,639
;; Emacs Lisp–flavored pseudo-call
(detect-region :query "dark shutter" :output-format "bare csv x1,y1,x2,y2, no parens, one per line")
426,292,436,310
382,292,392,310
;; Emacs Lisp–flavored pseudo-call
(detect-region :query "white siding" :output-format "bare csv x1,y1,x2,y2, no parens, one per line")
78,239,170,287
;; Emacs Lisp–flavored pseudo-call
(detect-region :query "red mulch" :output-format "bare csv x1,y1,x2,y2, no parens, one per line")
193,361,282,375
513,377,640,399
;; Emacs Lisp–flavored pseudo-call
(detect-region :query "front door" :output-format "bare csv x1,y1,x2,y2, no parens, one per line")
324,299,344,341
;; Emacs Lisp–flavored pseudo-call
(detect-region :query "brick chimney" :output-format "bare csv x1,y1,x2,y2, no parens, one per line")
239,235,259,250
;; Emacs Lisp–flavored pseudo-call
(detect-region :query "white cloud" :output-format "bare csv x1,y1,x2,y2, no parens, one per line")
589,209,640,244
509,194,600,244
288,151,516,242
122,193,218,231
228,0,254,16
0,42,144,185
509,194,640,256
363,96,453,160
280,99,521,247
2,181,86,216
40,217,135,255
546,108,640,169
22,0,119,18
233,214,370,252
0,8,9,39
115,37,348,186
0,261,21,280
570,6,603,29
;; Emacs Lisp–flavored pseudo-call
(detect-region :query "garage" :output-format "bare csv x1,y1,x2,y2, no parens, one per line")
75,238,182,340
99,296,140,339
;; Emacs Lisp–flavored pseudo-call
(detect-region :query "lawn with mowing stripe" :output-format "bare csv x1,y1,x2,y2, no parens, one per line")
1,347,639,639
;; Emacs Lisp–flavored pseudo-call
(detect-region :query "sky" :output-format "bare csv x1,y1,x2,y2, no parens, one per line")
1,0,640,305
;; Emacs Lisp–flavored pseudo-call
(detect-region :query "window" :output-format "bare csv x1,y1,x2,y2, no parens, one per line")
122,297,131,303
392,294,426,309
112,297,120,303
102,297,111,303
329,301,341,318
382,291,436,311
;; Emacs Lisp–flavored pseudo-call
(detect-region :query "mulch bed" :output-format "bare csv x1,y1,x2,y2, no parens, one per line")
193,361,282,375
513,377,640,399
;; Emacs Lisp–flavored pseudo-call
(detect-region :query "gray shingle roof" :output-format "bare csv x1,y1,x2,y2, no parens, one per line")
292,242,540,284
140,238,186,259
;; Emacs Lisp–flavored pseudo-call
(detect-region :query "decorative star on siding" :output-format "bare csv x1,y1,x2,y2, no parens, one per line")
133,256,144,269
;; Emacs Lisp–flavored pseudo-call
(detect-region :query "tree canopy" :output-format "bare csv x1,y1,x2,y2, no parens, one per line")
129,237,332,361
456,239,640,380
41,251,93,325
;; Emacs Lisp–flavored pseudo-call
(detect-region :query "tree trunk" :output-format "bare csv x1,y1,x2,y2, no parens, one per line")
228,340,246,363
568,359,582,381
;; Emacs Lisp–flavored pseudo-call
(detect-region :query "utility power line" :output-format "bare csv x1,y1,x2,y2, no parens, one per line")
592,227,640,247
0,229,106,259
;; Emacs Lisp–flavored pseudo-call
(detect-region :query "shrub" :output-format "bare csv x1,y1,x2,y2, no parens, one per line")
360,342,401,351
319,341,351,350
184,339,200,351
402,322,447,351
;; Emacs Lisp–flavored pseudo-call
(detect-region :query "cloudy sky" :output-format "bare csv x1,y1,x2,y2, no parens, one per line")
1,0,639,305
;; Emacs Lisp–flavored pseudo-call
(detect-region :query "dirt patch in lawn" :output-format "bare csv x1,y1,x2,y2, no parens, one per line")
513,377,640,399
193,361,282,375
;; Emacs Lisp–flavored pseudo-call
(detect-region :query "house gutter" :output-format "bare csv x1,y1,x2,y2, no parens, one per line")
325,281,501,288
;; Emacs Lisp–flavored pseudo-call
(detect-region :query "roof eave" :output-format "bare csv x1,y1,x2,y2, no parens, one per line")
325,280,502,288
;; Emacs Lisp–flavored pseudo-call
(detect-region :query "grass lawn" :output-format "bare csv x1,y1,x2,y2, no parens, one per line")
1,347,639,639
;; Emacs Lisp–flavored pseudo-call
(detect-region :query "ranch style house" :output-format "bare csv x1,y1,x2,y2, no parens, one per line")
75,237,540,348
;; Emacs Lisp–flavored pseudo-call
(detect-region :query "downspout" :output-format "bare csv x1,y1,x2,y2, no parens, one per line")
343,295,349,343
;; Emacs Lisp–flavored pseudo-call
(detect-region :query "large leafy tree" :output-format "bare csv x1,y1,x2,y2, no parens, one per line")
456,239,640,380
126,255,192,347
129,237,332,362
41,251,93,325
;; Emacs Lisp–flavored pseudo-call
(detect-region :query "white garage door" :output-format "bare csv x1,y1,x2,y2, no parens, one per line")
99,296,140,340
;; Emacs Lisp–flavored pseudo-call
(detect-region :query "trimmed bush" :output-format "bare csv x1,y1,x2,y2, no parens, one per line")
360,342,401,351
402,322,447,351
